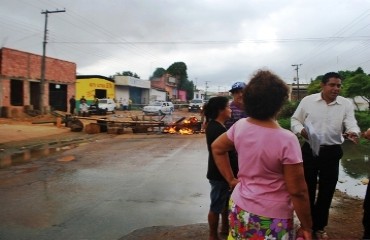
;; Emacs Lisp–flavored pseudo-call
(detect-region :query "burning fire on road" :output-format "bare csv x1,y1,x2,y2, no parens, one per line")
163,116,202,135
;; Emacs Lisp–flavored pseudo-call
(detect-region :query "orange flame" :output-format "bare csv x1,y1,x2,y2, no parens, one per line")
168,127,177,134
179,128,194,135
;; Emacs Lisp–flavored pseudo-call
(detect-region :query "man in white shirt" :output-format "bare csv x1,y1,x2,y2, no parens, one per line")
122,98,128,111
291,72,360,239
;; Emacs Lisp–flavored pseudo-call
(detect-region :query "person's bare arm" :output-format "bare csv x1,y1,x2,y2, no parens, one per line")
362,128,370,140
284,163,312,239
211,133,239,188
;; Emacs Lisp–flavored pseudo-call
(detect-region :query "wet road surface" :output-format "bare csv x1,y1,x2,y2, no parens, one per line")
0,134,209,240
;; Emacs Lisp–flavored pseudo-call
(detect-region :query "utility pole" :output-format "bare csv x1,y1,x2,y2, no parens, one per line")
292,64,302,101
205,81,210,100
40,9,66,114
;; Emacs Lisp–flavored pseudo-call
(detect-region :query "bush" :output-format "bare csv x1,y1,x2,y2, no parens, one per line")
278,118,291,130
278,101,299,119
355,111,370,131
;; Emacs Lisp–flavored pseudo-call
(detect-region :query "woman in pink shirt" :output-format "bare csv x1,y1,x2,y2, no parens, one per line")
212,70,312,240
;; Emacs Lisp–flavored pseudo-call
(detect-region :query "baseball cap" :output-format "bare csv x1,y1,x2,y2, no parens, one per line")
229,82,246,92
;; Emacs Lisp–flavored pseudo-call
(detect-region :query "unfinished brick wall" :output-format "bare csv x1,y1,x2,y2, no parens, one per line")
0,48,76,82
0,48,77,116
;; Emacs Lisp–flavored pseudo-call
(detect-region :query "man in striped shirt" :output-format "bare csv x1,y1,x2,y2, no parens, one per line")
225,82,247,129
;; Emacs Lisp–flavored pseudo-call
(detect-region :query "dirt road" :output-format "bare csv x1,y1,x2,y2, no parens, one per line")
0,134,210,240
0,114,366,239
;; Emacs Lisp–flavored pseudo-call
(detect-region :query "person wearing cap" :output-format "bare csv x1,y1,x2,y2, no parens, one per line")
224,82,247,129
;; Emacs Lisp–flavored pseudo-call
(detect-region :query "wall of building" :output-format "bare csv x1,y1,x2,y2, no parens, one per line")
115,86,129,102
0,48,76,116
76,76,115,106
150,89,167,102
178,90,187,101
114,76,150,105
0,48,76,83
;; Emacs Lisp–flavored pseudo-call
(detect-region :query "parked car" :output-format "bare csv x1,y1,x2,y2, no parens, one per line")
143,101,174,115
98,98,115,113
188,99,205,112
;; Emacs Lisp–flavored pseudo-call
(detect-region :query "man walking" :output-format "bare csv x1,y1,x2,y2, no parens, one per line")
69,95,76,115
291,72,360,239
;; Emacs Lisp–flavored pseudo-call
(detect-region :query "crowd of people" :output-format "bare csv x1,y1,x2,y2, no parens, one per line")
67,96,132,116
205,70,370,240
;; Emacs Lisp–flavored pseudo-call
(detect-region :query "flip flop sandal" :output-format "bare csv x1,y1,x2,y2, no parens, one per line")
315,230,329,240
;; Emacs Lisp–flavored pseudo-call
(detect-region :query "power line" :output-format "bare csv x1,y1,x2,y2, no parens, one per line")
48,36,370,45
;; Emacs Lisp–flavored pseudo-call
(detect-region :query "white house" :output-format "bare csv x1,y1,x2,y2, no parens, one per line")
193,90,205,100
149,88,167,102
114,76,150,104
348,96,369,111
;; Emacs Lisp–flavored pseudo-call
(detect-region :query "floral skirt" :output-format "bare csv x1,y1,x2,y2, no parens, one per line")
228,198,293,240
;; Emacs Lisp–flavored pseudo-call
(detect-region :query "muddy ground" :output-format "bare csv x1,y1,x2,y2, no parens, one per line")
121,190,364,240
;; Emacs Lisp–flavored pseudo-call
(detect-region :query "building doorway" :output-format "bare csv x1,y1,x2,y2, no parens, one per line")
10,79,24,106
30,82,40,110
129,87,142,104
49,83,67,111
95,89,107,99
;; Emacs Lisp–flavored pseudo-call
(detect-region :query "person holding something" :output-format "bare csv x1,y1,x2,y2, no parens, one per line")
213,70,312,240
291,72,360,239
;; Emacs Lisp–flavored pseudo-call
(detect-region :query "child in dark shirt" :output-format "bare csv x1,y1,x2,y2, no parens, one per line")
204,96,238,240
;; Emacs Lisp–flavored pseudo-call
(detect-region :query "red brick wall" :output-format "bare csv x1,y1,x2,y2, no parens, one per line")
0,48,76,115
0,48,76,82
150,77,166,90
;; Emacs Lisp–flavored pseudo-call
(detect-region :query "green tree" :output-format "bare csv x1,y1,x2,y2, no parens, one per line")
167,62,194,100
307,77,322,94
167,62,188,80
342,72,370,110
150,68,166,80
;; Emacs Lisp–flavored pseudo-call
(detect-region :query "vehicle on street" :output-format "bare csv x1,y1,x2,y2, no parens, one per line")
143,101,174,115
98,98,115,113
188,99,205,112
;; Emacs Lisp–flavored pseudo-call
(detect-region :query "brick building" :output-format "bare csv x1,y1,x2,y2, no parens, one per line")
0,48,76,117
150,73,186,101
287,83,309,101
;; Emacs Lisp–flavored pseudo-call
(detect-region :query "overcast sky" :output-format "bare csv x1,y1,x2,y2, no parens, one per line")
1,0,370,92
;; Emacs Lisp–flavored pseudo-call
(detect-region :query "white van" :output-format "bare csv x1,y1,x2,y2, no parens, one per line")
98,98,115,113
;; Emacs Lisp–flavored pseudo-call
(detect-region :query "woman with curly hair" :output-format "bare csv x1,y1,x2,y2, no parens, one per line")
212,70,312,240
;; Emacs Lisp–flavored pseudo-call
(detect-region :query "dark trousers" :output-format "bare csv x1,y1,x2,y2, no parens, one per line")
302,142,343,231
70,107,75,115
363,183,370,239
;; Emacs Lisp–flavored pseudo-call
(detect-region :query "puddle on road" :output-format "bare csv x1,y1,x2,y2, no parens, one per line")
336,141,370,198
0,142,80,169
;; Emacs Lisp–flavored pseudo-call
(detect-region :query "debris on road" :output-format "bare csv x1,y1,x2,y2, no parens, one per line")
57,155,76,162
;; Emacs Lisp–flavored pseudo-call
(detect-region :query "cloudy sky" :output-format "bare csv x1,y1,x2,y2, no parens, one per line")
1,0,370,92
